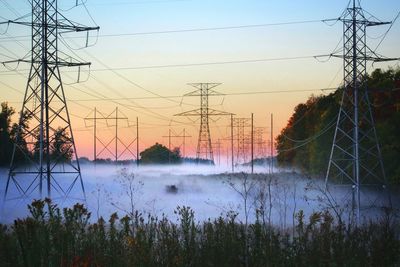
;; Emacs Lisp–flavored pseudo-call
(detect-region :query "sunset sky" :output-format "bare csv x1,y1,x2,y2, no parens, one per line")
0,0,399,160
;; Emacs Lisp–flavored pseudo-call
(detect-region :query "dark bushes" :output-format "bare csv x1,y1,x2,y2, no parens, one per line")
0,199,398,266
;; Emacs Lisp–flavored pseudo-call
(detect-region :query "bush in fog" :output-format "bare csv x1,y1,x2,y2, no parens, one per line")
0,199,399,267
140,143,182,164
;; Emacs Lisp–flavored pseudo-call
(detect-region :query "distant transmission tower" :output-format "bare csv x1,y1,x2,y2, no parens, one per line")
162,129,191,161
2,1,99,200
175,83,231,163
254,127,266,159
232,118,251,165
84,107,138,163
325,0,396,223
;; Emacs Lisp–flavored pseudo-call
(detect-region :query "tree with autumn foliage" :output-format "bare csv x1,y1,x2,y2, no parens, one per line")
276,67,400,183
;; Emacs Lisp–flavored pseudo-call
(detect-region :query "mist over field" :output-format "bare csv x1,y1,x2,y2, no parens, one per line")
1,164,397,225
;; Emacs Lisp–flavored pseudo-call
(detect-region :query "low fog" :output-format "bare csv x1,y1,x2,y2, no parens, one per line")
0,164,398,225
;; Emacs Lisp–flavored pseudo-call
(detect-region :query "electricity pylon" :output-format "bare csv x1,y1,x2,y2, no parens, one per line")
84,107,138,163
175,83,232,163
254,127,267,159
325,0,396,224
162,128,192,163
232,118,251,165
2,0,99,201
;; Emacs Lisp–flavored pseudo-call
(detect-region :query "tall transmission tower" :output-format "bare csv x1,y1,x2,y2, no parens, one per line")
2,0,99,200
325,0,396,223
175,83,232,163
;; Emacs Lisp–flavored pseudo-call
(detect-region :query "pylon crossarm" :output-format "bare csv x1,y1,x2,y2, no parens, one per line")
372,57,400,62
1,59,92,67
187,83,221,89
174,109,201,116
184,91,224,97
366,21,392,27
0,20,99,32
207,109,233,116
319,53,399,63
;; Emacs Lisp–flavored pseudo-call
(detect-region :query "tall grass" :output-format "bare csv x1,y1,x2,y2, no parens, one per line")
0,199,399,266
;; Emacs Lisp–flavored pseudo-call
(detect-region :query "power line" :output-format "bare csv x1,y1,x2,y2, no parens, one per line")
49,36,200,123
65,37,199,109
281,115,338,145
0,0,193,11
0,11,198,120
373,10,400,53
95,19,326,37
90,55,318,70
0,19,332,42
0,0,21,17
0,55,320,74
62,87,336,102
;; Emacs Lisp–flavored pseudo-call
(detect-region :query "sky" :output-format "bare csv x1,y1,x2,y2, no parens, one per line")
0,0,399,160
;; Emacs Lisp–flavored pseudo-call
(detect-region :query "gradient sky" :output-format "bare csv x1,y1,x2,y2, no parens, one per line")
0,0,399,160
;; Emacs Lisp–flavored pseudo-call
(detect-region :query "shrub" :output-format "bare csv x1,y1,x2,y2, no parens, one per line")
0,200,398,266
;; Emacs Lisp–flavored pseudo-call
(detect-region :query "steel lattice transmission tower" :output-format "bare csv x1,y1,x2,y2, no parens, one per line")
254,127,266,159
232,118,251,165
325,0,396,223
2,0,99,201
175,83,232,163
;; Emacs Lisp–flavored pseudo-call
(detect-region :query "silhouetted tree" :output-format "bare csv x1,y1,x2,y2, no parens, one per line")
32,127,73,163
51,127,73,162
139,143,181,164
0,102,15,165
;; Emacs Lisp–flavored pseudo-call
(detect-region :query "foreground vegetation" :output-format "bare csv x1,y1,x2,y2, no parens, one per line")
0,199,399,267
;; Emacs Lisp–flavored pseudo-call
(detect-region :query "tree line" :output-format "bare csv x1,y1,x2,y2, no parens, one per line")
0,103,73,166
276,67,400,183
